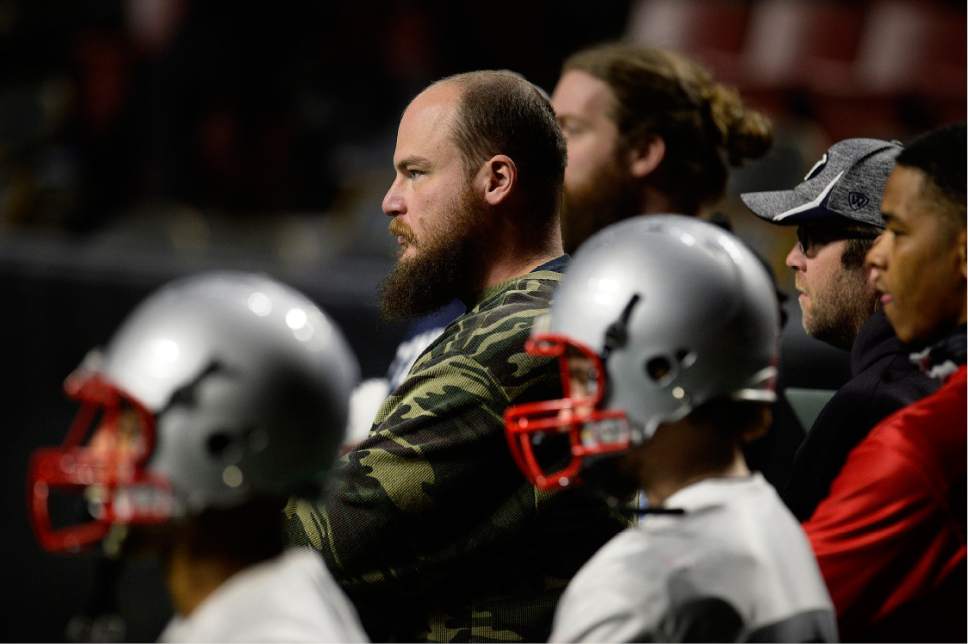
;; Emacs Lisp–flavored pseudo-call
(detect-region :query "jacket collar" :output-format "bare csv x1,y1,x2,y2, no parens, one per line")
472,254,569,309
910,325,967,381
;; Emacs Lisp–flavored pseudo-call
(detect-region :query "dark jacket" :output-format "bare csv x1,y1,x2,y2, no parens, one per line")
805,328,966,642
783,311,938,521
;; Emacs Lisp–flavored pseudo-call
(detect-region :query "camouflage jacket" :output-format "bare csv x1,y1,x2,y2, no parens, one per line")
286,257,627,642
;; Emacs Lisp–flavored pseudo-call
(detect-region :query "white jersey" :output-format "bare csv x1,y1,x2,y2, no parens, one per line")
551,474,837,642
159,547,369,643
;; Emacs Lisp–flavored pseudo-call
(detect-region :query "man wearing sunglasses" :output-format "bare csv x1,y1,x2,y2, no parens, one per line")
804,122,966,643
741,139,936,522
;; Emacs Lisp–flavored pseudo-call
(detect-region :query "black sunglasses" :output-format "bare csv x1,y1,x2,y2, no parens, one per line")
795,225,881,256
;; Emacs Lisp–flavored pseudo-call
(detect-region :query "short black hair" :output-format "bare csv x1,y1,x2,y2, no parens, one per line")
897,122,966,227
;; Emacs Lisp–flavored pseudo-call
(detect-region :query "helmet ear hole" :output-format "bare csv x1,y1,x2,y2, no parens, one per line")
644,356,675,385
206,432,242,463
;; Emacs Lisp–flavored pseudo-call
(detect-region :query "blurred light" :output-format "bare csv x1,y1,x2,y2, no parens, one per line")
247,292,272,317
146,338,180,378
222,465,243,488
293,324,315,343
587,276,620,306
285,308,307,330
719,236,748,265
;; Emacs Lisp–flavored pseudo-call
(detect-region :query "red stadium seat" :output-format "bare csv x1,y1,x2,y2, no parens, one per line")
625,0,750,82
742,0,864,90
811,1,966,141
854,0,966,98
733,0,865,119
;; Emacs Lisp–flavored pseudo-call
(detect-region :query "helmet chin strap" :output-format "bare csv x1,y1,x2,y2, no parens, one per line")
624,504,687,517
595,481,687,517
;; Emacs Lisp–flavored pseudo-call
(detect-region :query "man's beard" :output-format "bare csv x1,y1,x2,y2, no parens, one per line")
380,189,488,321
802,267,875,350
561,153,640,255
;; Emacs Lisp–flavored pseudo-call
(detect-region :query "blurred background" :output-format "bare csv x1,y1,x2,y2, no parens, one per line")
2,0,964,640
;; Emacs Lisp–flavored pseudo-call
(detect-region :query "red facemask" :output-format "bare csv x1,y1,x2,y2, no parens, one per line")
504,334,634,492
28,373,173,552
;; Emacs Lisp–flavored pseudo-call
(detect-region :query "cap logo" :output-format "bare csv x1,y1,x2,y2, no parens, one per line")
848,192,870,210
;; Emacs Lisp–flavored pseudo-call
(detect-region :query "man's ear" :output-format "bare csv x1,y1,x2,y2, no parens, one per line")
481,154,517,206
628,135,666,179
740,405,773,444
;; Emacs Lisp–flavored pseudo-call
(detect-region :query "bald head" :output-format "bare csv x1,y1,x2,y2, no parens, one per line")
403,80,462,128
429,70,567,228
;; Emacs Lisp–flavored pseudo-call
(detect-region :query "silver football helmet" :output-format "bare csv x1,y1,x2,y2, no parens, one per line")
505,215,779,491
29,271,359,551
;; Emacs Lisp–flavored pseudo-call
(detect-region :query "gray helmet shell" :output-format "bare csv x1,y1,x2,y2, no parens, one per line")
545,215,779,439
100,271,359,514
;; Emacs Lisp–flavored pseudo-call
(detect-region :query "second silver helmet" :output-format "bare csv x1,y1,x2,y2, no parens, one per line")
505,215,779,491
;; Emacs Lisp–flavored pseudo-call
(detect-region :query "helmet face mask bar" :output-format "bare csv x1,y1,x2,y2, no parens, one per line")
504,333,637,492
29,372,175,553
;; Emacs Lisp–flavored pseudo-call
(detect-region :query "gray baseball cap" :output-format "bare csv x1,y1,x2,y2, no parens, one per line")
741,138,902,228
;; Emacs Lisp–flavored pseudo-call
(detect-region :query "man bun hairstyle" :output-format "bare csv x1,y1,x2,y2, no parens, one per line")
564,43,772,214
705,82,773,166
896,122,966,229
442,70,567,233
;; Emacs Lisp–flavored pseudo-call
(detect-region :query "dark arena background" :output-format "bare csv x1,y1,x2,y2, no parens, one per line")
1,1,964,640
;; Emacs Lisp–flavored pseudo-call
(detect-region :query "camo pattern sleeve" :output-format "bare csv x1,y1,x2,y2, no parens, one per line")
285,260,628,642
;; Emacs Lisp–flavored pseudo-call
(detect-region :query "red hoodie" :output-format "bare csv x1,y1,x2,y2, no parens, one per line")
805,365,966,641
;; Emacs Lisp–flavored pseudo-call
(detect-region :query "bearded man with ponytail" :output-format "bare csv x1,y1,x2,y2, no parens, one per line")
550,43,773,252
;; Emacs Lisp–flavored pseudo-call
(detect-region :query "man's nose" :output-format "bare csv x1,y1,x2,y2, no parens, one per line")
865,234,887,271
785,243,805,271
382,181,405,217
864,235,888,287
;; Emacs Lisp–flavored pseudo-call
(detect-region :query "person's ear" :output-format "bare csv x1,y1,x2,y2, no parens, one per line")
481,154,516,206
740,405,773,443
628,135,666,179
